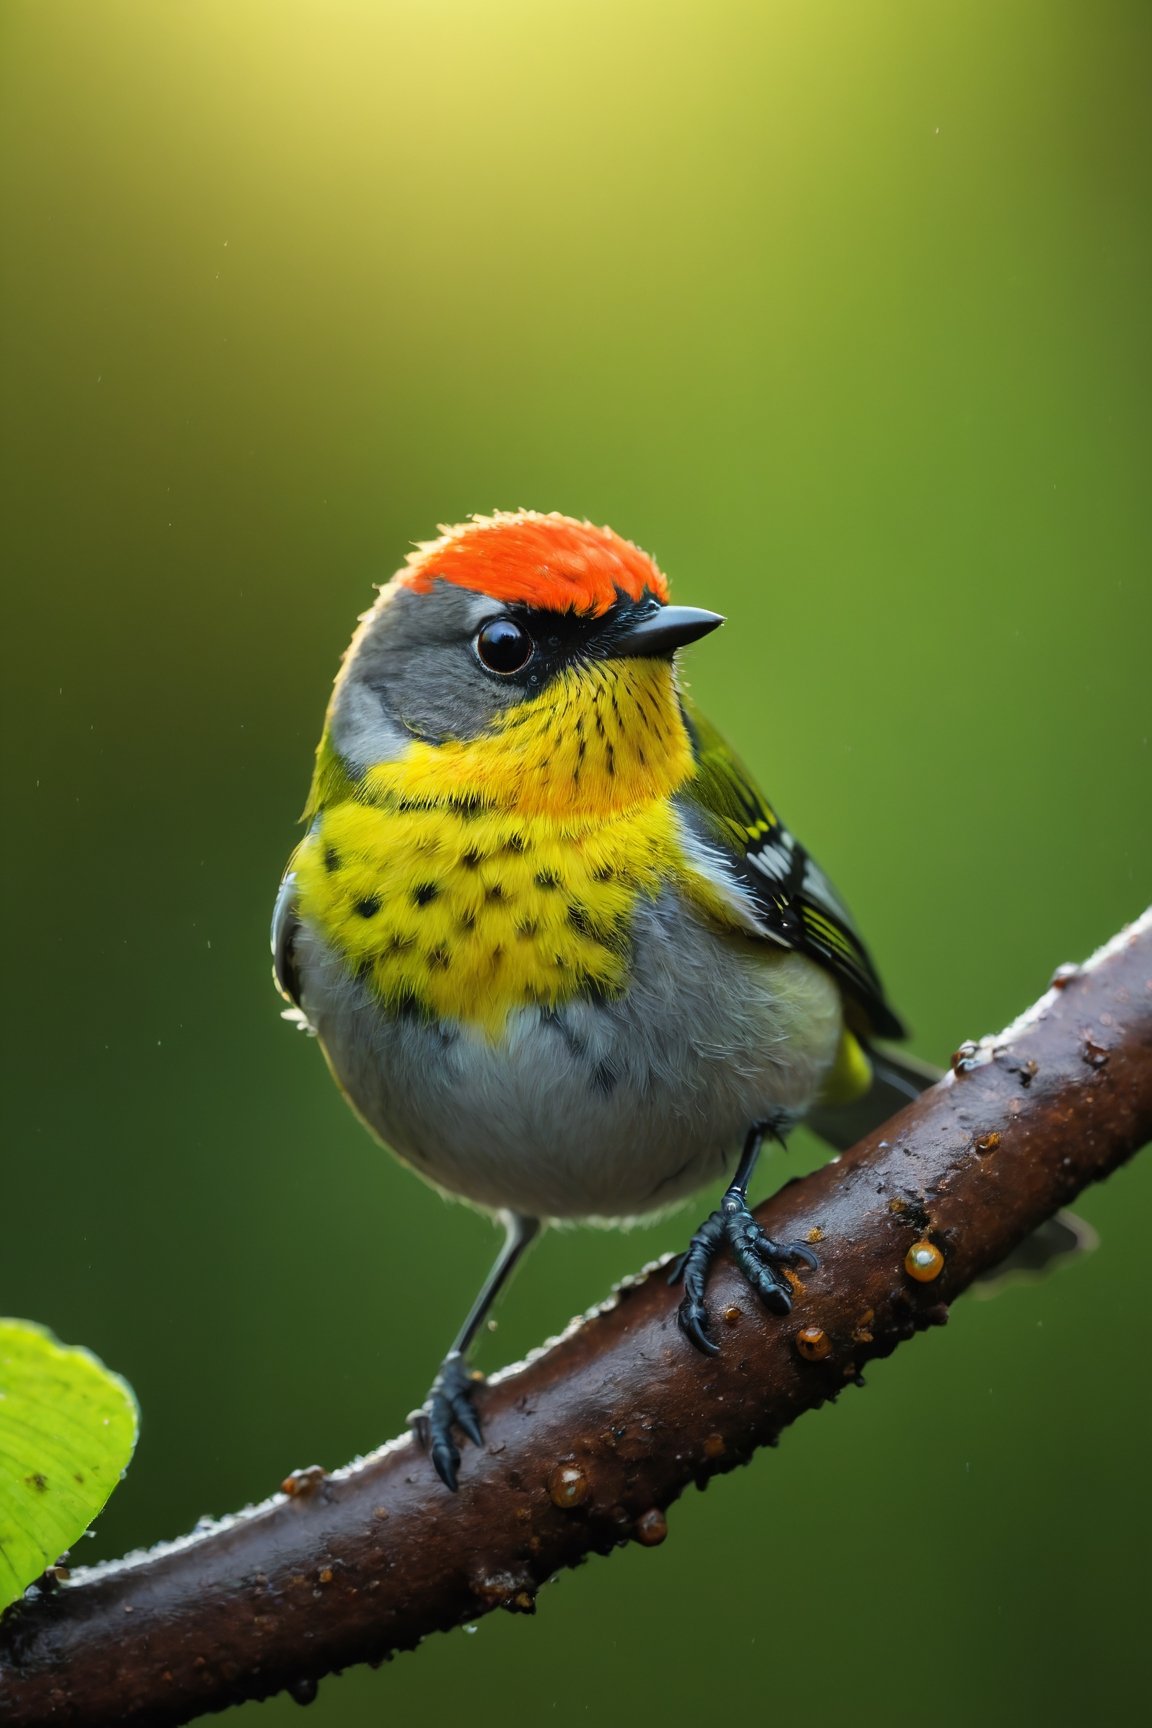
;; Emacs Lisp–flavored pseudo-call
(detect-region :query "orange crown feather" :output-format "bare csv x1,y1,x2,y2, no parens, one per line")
397,510,669,616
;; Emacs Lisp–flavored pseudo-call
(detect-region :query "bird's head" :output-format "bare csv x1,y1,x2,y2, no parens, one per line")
311,510,723,821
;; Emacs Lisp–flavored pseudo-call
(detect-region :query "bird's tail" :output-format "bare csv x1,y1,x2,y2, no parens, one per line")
807,1045,1094,1288
806,1045,941,1155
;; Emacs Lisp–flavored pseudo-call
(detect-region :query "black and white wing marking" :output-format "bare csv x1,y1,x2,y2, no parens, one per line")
679,697,906,1041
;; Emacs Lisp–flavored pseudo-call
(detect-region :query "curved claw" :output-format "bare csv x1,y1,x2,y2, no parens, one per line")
677,1297,720,1356
412,1356,486,1492
745,1267,794,1315
430,1436,461,1493
667,1250,690,1287
453,1397,485,1449
746,1234,819,1275
774,1238,820,1273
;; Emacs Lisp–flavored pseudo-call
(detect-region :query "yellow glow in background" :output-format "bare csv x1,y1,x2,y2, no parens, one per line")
3,3,1150,1724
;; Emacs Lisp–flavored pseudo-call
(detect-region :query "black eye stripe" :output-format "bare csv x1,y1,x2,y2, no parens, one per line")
475,619,534,675
469,592,667,692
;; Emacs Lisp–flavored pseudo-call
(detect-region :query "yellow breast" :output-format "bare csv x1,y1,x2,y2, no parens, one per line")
294,659,697,1036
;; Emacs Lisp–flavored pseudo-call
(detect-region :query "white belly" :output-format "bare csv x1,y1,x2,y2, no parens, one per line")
294,890,843,1222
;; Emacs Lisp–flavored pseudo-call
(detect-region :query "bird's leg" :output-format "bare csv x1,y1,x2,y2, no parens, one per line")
669,1122,819,1354
411,1211,539,1491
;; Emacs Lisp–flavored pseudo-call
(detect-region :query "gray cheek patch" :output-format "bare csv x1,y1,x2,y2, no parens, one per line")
337,580,524,749
328,677,410,774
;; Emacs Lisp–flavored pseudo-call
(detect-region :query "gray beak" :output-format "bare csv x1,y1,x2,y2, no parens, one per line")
607,604,725,659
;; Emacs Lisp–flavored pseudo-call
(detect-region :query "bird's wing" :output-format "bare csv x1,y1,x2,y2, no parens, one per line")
675,696,906,1041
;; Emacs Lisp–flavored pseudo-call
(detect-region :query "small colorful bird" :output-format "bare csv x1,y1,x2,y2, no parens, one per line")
272,510,930,1488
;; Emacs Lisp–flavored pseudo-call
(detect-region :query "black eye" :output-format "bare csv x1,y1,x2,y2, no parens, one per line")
475,618,534,675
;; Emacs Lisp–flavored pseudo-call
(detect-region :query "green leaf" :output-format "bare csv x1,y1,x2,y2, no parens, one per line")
0,1319,138,1612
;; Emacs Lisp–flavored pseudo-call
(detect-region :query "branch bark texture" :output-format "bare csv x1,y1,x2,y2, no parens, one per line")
3,910,1152,1727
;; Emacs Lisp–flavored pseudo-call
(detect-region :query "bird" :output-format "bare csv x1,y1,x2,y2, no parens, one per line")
271,509,933,1490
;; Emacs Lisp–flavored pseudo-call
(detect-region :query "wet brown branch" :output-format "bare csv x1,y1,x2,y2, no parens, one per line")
3,911,1152,1727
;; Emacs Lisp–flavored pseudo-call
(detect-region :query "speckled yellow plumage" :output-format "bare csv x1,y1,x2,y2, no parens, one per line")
294,658,723,1036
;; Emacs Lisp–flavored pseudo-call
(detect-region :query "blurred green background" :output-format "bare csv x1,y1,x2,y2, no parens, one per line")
3,1,1150,1723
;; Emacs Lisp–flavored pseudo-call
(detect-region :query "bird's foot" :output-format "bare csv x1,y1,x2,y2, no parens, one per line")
669,1193,819,1354
410,1353,485,1491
